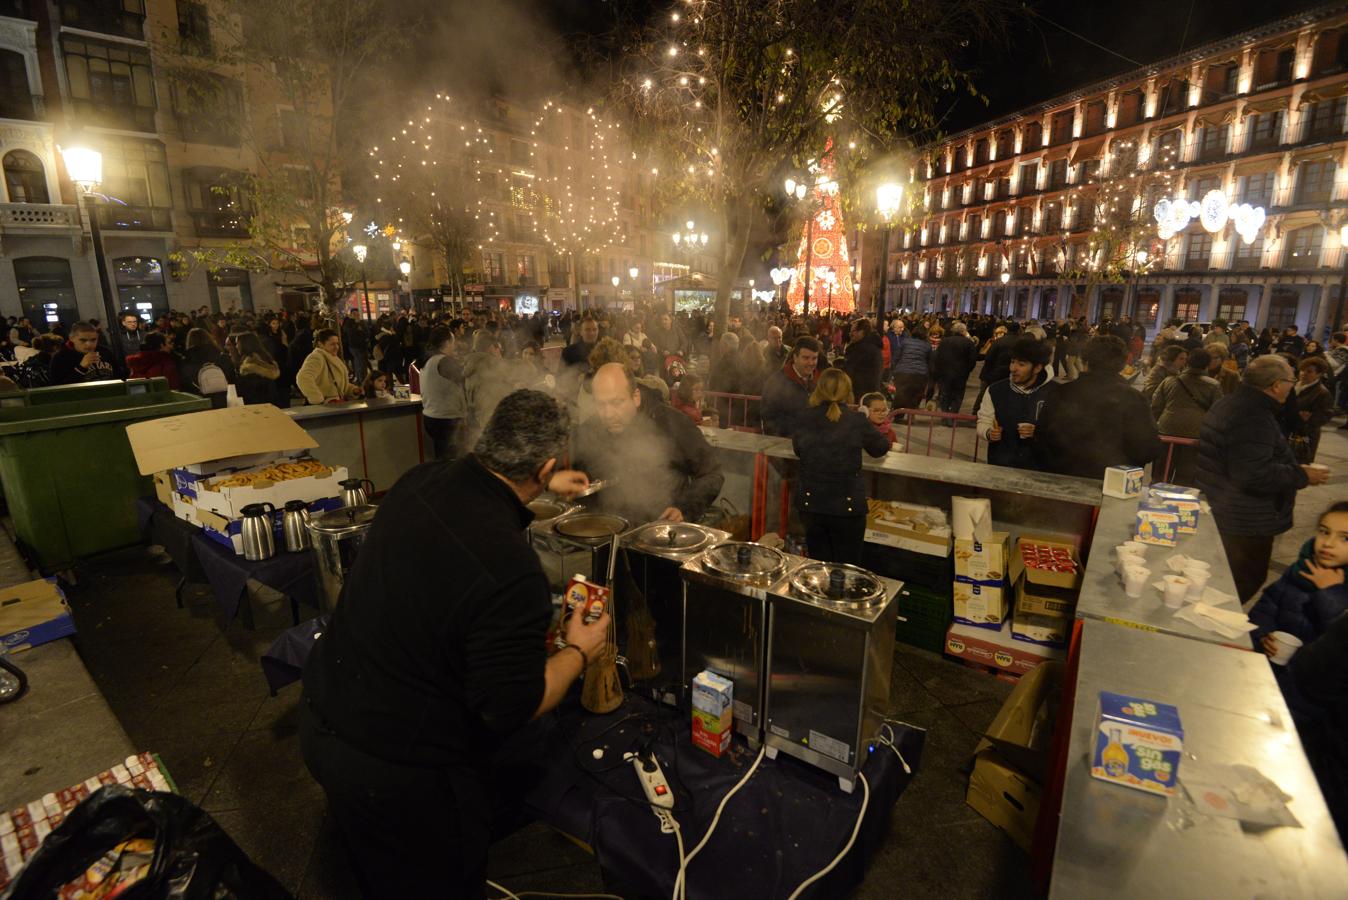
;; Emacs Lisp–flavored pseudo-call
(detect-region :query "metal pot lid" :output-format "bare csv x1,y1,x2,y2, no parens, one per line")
701,541,787,581
553,513,629,541
790,562,887,609
308,504,378,536
527,499,571,522
284,499,309,512
629,522,716,554
240,502,274,517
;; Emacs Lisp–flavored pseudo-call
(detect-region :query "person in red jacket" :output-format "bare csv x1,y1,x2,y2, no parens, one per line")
125,333,181,389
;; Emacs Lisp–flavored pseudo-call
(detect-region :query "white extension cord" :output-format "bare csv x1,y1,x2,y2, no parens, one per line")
785,772,870,900
669,743,768,900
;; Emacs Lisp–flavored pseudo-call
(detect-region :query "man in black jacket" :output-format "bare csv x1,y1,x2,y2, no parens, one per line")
1197,355,1329,602
980,322,1018,387
572,363,724,523
977,337,1057,470
932,321,979,413
760,336,824,435
841,318,884,398
1037,335,1162,479
301,391,609,898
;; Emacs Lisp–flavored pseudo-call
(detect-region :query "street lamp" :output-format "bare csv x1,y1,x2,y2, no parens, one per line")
59,145,121,361
913,277,922,311
785,176,817,314
399,259,411,277
1000,269,1011,318
875,182,903,312
352,243,370,325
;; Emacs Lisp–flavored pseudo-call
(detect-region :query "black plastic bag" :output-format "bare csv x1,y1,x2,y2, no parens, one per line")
4,785,292,899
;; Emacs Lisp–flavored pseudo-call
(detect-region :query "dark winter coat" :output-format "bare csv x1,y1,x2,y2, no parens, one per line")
980,334,1016,384
791,404,891,517
933,333,978,383
1036,371,1162,479
1196,385,1309,537
1250,539,1348,647
841,332,885,398
760,361,821,436
888,333,932,377
1151,372,1222,438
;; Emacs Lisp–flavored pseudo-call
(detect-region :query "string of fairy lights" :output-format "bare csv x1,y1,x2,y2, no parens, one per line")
367,93,629,267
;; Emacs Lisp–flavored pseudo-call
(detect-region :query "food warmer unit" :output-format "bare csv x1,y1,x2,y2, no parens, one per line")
616,521,730,705
680,541,802,747
763,561,901,792
528,507,626,592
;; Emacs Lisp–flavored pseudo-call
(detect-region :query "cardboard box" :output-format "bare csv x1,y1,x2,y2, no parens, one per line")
196,497,342,556
977,660,1064,784
1091,692,1184,797
1011,608,1069,647
1102,466,1143,500
126,405,318,477
190,463,348,520
153,472,175,507
1013,584,1076,618
864,500,952,558
171,494,200,527
944,619,1065,677
967,749,1042,852
1009,534,1081,621
0,579,75,653
691,670,733,757
1134,501,1180,546
954,533,1009,582
953,576,1007,626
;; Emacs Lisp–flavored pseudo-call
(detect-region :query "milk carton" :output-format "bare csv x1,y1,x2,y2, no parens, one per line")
1134,501,1179,546
1091,692,1183,797
691,670,734,757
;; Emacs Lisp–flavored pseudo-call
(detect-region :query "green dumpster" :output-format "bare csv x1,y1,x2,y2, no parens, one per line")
0,378,208,572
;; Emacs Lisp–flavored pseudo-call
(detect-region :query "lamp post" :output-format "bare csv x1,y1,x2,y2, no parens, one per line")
399,258,412,313
352,243,370,325
1000,270,1011,318
629,265,640,305
60,146,121,361
784,178,813,315
611,274,621,306
875,182,903,314
1337,224,1348,334
913,277,922,313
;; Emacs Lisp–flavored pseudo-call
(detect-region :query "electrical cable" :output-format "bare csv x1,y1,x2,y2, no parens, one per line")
670,743,767,900
784,772,870,900
487,880,520,900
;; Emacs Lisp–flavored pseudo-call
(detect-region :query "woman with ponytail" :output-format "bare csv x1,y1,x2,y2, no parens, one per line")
792,368,891,564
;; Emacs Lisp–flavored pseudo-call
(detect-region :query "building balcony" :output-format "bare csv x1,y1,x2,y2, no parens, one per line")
189,210,249,238
0,95,42,121
0,202,79,232
57,0,144,40
66,97,156,134
95,203,171,232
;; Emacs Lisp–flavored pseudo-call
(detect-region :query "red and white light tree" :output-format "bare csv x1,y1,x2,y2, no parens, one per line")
785,145,856,313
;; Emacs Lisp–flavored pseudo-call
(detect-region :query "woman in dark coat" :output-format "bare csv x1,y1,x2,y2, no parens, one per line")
1285,356,1335,463
791,368,891,564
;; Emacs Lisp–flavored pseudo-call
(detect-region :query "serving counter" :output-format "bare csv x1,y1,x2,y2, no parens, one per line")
285,396,425,492
1075,495,1251,650
1050,619,1348,898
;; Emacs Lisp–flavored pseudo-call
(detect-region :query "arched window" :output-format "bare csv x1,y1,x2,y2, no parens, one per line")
3,150,48,203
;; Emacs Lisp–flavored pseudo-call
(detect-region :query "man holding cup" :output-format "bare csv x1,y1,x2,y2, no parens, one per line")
977,336,1058,471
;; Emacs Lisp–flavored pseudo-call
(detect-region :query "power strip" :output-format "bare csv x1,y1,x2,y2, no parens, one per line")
632,750,675,809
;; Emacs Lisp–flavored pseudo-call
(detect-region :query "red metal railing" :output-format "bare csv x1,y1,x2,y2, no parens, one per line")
1157,434,1199,484
702,391,762,432
891,408,983,462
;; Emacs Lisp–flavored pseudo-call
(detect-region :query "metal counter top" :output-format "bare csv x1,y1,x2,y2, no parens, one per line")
1076,495,1251,649
284,395,422,421
698,426,1102,508
1050,619,1348,899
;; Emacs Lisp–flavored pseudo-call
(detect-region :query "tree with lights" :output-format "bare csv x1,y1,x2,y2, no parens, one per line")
365,95,500,305
617,0,1016,328
784,143,856,313
158,0,406,310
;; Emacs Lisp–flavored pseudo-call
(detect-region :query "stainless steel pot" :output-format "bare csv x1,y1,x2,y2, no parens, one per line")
308,504,378,611
282,499,312,553
239,501,277,562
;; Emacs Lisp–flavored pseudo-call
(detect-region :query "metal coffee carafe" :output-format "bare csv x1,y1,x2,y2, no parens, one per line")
282,500,312,553
339,477,375,507
239,502,277,561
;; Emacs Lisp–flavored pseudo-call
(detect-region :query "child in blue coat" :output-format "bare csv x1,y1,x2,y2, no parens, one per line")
1250,501,1348,660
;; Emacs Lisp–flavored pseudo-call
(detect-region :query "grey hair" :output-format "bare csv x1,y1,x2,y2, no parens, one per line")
721,332,740,351
951,322,968,336
1243,354,1293,389
473,389,570,482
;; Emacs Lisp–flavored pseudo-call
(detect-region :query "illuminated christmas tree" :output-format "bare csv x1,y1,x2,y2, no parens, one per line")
786,143,856,314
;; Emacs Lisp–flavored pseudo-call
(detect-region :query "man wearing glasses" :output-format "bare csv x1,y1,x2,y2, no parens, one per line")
1198,355,1330,603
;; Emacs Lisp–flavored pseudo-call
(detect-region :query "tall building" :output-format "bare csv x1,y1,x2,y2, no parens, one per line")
892,3,1348,337
0,0,333,330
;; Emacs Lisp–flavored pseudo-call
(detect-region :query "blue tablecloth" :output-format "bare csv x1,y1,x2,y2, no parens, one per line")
260,615,327,695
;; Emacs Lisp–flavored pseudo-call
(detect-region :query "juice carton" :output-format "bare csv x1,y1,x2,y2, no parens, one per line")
1134,501,1179,546
1091,692,1183,796
1102,466,1143,500
1148,484,1201,534
691,670,734,757
552,575,610,650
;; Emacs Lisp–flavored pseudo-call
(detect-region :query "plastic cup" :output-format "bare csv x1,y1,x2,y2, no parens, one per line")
1162,575,1190,608
1123,565,1149,598
1268,631,1303,666
1183,566,1211,600
1121,541,1148,556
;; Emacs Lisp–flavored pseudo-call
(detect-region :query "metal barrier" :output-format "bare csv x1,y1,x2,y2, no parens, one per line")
702,391,762,431
1157,434,1199,484
891,407,983,462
